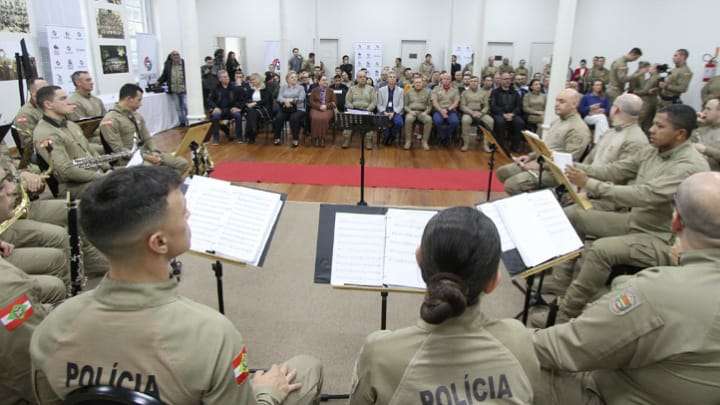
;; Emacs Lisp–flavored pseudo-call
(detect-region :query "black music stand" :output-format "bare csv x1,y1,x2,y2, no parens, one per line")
334,112,389,206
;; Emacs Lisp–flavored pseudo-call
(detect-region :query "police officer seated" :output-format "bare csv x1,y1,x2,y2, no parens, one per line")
30,166,323,405
349,207,547,405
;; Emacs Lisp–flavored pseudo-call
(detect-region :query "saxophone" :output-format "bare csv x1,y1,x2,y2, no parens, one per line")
189,141,214,176
0,184,30,235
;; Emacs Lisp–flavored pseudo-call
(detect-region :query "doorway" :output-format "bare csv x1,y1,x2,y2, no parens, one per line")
400,40,428,70
216,36,247,72
529,42,554,78
318,38,339,75
486,42,514,65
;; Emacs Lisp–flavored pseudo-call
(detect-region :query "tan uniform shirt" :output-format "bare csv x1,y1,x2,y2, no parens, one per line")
403,88,431,114
585,123,649,167
346,85,377,112
541,112,591,161
350,304,546,405
701,76,720,105
462,62,474,73
587,67,610,85
30,276,283,405
460,87,490,115
607,56,639,92
534,249,720,405
68,92,106,121
691,124,720,171
498,63,515,74
0,258,50,404
522,92,546,124
13,101,44,163
515,66,529,77
577,141,710,240
419,62,435,78
481,65,498,79
431,86,460,111
660,64,693,99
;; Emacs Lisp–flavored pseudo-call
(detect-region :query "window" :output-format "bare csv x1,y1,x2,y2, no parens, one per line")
125,0,150,75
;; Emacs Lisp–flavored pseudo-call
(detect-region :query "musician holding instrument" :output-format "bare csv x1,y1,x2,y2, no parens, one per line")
100,83,189,174
12,78,48,167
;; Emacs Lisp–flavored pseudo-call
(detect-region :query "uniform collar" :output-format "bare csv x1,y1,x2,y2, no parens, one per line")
77,91,92,99
678,248,720,266
42,114,68,128
613,121,637,131
658,140,690,160
93,275,179,310
560,111,578,121
113,103,132,114
416,299,489,332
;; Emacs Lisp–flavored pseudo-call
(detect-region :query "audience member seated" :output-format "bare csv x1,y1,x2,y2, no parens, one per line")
207,70,242,144
308,75,336,147
329,74,349,112
490,73,525,152
428,71,440,89
340,55,353,79
343,71,377,149
273,72,307,147
349,207,546,405
523,79,547,132
377,72,404,145
402,69,414,91
341,71,353,89
548,105,709,322
515,74,529,96
692,97,720,171
452,70,464,92
375,68,389,90
30,166,324,405
496,89,590,195
533,172,720,405
68,71,106,121
580,79,611,142
571,59,589,93
460,76,494,152
403,77,433,150
240,73,273,144
431,73,460,147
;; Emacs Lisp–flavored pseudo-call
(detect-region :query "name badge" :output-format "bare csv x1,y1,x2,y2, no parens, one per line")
388,101,393,108
333,90,342,94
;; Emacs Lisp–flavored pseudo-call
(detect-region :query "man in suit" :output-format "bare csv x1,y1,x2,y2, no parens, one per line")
377,72,404,145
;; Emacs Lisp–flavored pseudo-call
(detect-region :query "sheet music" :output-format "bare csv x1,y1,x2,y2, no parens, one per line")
495,194,554,267
477,203,516,252
346,108,370,115
382,209,436,289
526,190,583,256
553,151,573,173
331,213,386,286
126,150,143,167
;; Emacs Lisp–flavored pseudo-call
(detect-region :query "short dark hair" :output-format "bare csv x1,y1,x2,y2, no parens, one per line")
28,77,46,90
425,53,432,58
333,74,341,80
396,57,402,62
342,54,348,59
292,47,299,52
119,83,143,100
36,85,62,111
658,104,697,138
629,47,643,56
204,56,213,62
418,207,501,324
580,59,587,63
677,48,689,58
79,166,183,258
308,52,315,58
70,71,89,86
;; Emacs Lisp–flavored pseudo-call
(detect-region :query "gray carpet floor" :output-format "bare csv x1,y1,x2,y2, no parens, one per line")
170,201,526,394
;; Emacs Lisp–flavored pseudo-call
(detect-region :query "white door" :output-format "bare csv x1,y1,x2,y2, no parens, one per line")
486,42,514,65
529,42,554,78
400,40,428,70
318,38,339,76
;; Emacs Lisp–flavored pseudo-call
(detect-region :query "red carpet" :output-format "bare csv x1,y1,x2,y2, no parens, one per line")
211,162,504,192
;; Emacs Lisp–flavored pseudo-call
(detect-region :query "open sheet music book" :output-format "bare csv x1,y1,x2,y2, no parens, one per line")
478,189,583,274
184,176,284,266
330,208,437,289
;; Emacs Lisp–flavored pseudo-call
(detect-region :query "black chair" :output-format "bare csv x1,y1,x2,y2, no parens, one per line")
64,385,163,405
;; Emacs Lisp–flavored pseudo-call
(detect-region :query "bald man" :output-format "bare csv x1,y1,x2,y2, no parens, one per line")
543,105,710,322
13,78,48,166
692,98,720,171
534,172,720,405
496,88,591,195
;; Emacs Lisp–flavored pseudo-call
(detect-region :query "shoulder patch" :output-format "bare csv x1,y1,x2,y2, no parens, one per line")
101,119,114,126
609,287,642,316
0,294,34,331
15,116,27,124
231,346,249,385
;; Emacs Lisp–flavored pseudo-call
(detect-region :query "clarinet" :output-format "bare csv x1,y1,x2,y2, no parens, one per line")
67,193,86,296
71,149,135,169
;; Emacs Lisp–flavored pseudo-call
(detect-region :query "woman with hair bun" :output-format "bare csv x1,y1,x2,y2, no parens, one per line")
349,207,547,405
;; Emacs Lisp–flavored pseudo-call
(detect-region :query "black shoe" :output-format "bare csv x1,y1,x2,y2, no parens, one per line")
291,140,299,148
273,139,281,145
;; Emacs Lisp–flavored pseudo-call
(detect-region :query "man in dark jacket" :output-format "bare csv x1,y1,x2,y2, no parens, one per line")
156,51,188,126
329,74,349,112
491,72,525,152
208,70,242,144
201,56,217,109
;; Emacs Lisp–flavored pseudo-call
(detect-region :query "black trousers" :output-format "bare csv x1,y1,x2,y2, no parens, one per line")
245,106,272,141
493,114,525,149
273,110,306,141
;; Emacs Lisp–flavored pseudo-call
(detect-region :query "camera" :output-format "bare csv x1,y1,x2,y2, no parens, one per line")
656,64,669,73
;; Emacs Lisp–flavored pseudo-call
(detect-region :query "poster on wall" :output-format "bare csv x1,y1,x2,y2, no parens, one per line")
46,26,90,92
264,41,281,72
96,8,124,39
452,44,474,69
0,41,21,81
0,0,30,33
100,45,128,74
353,42,383,81
136,33,158,88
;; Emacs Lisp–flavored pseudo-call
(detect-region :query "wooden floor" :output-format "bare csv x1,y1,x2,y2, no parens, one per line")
154,127,511,207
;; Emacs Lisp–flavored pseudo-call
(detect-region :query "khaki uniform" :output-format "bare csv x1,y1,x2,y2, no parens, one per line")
462,62,473,74
607,56,641,103
534,249,720,405
497,112,591,195
301,59,315,74
522,92,546,125
630,72,659,132
30,276,323,405
701,75,720,106
0,258,61,405
68,92,106,121
515,66,529,77
481,65,498,79
344,85,377,146
584,123,648,167
691,124,720,171
403,88,433,146
658,64,693,107
12,101,44,165
557,141,710,317
33,116,105,199
460,87,493,147
350,304,548,405
498,63,515,74
431,86,459,111
586,67,610,86
419,62,435,78
100,104,188,174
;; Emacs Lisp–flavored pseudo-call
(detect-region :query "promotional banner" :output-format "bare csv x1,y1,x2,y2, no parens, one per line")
452,44,474,69
136,33,158,88
46,25,90,93
353,42,383,81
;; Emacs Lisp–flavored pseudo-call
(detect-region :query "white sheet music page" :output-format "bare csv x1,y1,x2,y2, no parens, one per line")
382,209,437,289
495,194,554,268
185,176,231,254
331,213,386,287
477,203,516,252
552,151,576,192
526,190,583,256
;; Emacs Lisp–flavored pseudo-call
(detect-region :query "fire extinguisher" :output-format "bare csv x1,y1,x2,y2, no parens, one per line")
703,53,718,82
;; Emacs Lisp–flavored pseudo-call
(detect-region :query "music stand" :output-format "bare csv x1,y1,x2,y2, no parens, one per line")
334,112,389,206
75,117,102,139
173,122,212,157
478,127,509,202
543,158,593,210
0,123,11,144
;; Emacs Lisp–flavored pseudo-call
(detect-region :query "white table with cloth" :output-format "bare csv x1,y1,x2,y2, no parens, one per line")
99,92,179,135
